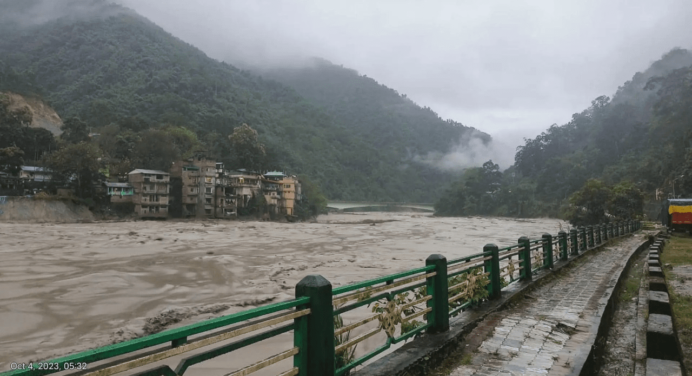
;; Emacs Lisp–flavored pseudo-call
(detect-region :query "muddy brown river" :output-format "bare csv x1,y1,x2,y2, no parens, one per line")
0,213,565,374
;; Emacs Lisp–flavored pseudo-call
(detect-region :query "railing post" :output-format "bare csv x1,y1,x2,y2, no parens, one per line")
295,275,335,376
616,222,620,237
603,223,608,241
570,229,579,256
597,224,602,245
579,227,587,252
609,223,614,238
518,236,532,281
484,244,501,299
542,233,553,269
426,254,449,333
587,226,594,248
558,231,568,261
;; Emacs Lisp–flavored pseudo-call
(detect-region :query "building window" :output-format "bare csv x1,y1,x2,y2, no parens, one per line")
156,174,163,179
190,188,194,192
284,184,291,188
206,198,212,204
205,209,212,215
205,177,212,183
206,187,212,194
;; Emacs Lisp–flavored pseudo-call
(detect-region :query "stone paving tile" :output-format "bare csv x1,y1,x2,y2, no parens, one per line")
449,236,642,376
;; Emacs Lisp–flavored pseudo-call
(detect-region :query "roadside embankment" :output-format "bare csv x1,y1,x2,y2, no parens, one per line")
0,196,93,223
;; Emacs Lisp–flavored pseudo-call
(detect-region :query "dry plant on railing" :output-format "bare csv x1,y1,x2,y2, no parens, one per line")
373,289,428,335
448,268,489,318
334,304,357,372
353,286,427,340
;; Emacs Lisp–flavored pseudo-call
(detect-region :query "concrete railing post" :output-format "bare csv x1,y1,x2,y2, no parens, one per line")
570,229,579,256
484,244,501,299
579,227,587,252
587,226,594,248
295,275,335,376
518,236,532,281
542,233,553,269
558,231,568,261
426,254,449,333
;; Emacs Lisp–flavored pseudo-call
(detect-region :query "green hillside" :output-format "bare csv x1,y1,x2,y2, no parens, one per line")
436,48,692,220
0,0,488,202
262,59,488,156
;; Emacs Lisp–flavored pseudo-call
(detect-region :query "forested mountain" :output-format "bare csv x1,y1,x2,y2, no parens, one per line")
436,48,692,221
0,0,489,202
262,59,488,161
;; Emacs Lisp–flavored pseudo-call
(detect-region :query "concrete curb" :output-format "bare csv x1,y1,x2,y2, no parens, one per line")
638,238,687,376
572,234,654,375
356,234,646,376
634,258,649,376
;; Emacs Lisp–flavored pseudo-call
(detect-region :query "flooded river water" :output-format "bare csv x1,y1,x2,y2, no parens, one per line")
0,213,565,374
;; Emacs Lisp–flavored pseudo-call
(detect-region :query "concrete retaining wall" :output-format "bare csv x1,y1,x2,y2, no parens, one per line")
0,196,94,223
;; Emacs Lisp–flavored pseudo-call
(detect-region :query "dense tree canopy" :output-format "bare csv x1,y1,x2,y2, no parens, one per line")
436,48,692,220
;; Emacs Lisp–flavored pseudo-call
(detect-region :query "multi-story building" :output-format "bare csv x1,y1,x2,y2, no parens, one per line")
170,156,217,218
212,163,238,218
227,170,262,212
263,171,301,216
128,169,170,218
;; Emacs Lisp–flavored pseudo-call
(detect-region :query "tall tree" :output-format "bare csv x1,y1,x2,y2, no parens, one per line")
228,124,266,171
46,142,102,198
0,146,24,174
60,117,90,144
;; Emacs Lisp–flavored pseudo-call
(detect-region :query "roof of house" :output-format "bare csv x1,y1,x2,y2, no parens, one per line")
227,170,260,177
128,169,169,175
264,171,286,177
668,199,692,205
105,182,133,188
21,166,51,173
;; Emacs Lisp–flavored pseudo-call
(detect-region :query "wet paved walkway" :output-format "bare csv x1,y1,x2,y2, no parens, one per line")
449,235,644,376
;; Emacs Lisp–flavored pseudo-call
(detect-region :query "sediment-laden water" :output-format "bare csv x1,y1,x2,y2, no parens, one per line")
0,213,564,374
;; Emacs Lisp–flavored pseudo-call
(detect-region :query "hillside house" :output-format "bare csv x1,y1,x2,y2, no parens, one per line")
128,169,170,218
170,156,217,218
19,166,52,182
263,171,301,216
105,182,134,204
227,170,262,211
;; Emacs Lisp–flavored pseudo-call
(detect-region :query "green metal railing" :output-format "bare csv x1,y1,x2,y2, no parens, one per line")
2,220,641,376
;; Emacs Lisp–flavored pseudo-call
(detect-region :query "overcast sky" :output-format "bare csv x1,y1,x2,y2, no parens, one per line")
117,0,692,151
